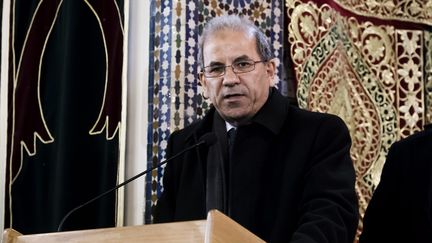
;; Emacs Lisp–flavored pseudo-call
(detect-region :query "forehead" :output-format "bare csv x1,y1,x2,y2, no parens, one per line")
202,29,259,63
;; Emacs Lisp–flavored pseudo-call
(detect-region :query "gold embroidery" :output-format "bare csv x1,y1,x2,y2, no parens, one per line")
397,30,424,135
425,31,432,125
286,0,429,238
333,0,432,26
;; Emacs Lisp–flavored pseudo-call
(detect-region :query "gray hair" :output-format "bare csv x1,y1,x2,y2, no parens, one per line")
198,15,274,68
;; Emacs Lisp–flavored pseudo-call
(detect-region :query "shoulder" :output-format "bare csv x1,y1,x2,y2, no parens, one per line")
168,108,216,145
383,127,432,175
390,127,432,153
169,120,203,143
288,105,348,132
266,89,346,131
281,106,351,153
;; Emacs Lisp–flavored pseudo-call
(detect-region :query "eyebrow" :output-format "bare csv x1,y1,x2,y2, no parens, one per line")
207,61,224,67
206,55,253,66
233,55,252,62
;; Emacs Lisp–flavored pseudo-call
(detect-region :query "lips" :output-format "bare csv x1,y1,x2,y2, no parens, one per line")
223,89,244,98
224,93,242,98
222,93,245,105
223,92,244,101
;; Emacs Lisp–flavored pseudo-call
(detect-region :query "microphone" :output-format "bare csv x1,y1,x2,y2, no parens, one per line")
57,132,217,232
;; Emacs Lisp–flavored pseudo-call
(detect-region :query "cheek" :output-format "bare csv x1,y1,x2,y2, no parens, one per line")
202,84,217,102
208,83,220,96
200,79,214,98
252,78,270,101
202,86,209,98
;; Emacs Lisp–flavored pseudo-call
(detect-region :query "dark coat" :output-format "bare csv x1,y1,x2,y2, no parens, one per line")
154,89,358,243
360,127,432,243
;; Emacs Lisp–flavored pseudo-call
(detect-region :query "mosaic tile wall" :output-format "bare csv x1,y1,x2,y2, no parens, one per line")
145,0,285,222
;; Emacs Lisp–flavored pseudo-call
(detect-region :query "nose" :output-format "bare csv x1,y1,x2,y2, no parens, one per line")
222,66,240,86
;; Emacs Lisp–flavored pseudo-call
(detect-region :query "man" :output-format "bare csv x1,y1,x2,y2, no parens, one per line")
360,126,432,243
154,15,358,242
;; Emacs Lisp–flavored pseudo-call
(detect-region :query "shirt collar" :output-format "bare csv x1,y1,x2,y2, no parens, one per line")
225,122,236,132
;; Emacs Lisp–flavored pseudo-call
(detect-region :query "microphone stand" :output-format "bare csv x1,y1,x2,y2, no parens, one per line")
57,137,212,232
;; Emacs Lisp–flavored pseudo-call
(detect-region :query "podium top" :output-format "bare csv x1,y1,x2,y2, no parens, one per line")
3,210,264,243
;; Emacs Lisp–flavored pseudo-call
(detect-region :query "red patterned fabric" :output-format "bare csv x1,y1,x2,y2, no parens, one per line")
286,0,432,240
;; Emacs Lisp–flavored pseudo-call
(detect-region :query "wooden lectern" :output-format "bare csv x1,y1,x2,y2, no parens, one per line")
2,210,264,243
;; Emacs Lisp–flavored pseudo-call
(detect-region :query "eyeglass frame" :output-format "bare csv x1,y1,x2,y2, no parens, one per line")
201,59,268,78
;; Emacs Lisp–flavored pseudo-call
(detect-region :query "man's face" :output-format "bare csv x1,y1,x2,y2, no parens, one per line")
199,29,276,126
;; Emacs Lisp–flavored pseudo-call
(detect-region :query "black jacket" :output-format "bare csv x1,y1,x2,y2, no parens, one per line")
154,89,358,242
360,127,432,243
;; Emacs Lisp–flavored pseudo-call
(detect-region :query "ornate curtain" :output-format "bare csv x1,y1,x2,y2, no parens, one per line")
286,0,432,240
2,0,126,233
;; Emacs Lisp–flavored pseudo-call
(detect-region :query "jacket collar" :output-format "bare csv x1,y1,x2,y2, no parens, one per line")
250,87,289,135
185,87,290,142
185,107,217,144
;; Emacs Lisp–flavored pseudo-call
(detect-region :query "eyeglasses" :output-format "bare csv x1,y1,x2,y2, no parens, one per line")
202,60,267,78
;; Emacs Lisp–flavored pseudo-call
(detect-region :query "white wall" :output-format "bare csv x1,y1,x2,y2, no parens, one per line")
0,0,12,239
124,0,150,226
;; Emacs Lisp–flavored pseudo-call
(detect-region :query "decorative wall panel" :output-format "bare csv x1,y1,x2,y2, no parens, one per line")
286,0,432,240
425,31,432,124
334,0,432,25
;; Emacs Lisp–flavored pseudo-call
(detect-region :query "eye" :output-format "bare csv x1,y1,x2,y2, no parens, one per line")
234,61,253,69
207,65,225,73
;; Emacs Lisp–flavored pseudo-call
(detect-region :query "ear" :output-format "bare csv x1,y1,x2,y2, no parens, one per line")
199,73,209,98
266,58,277,86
